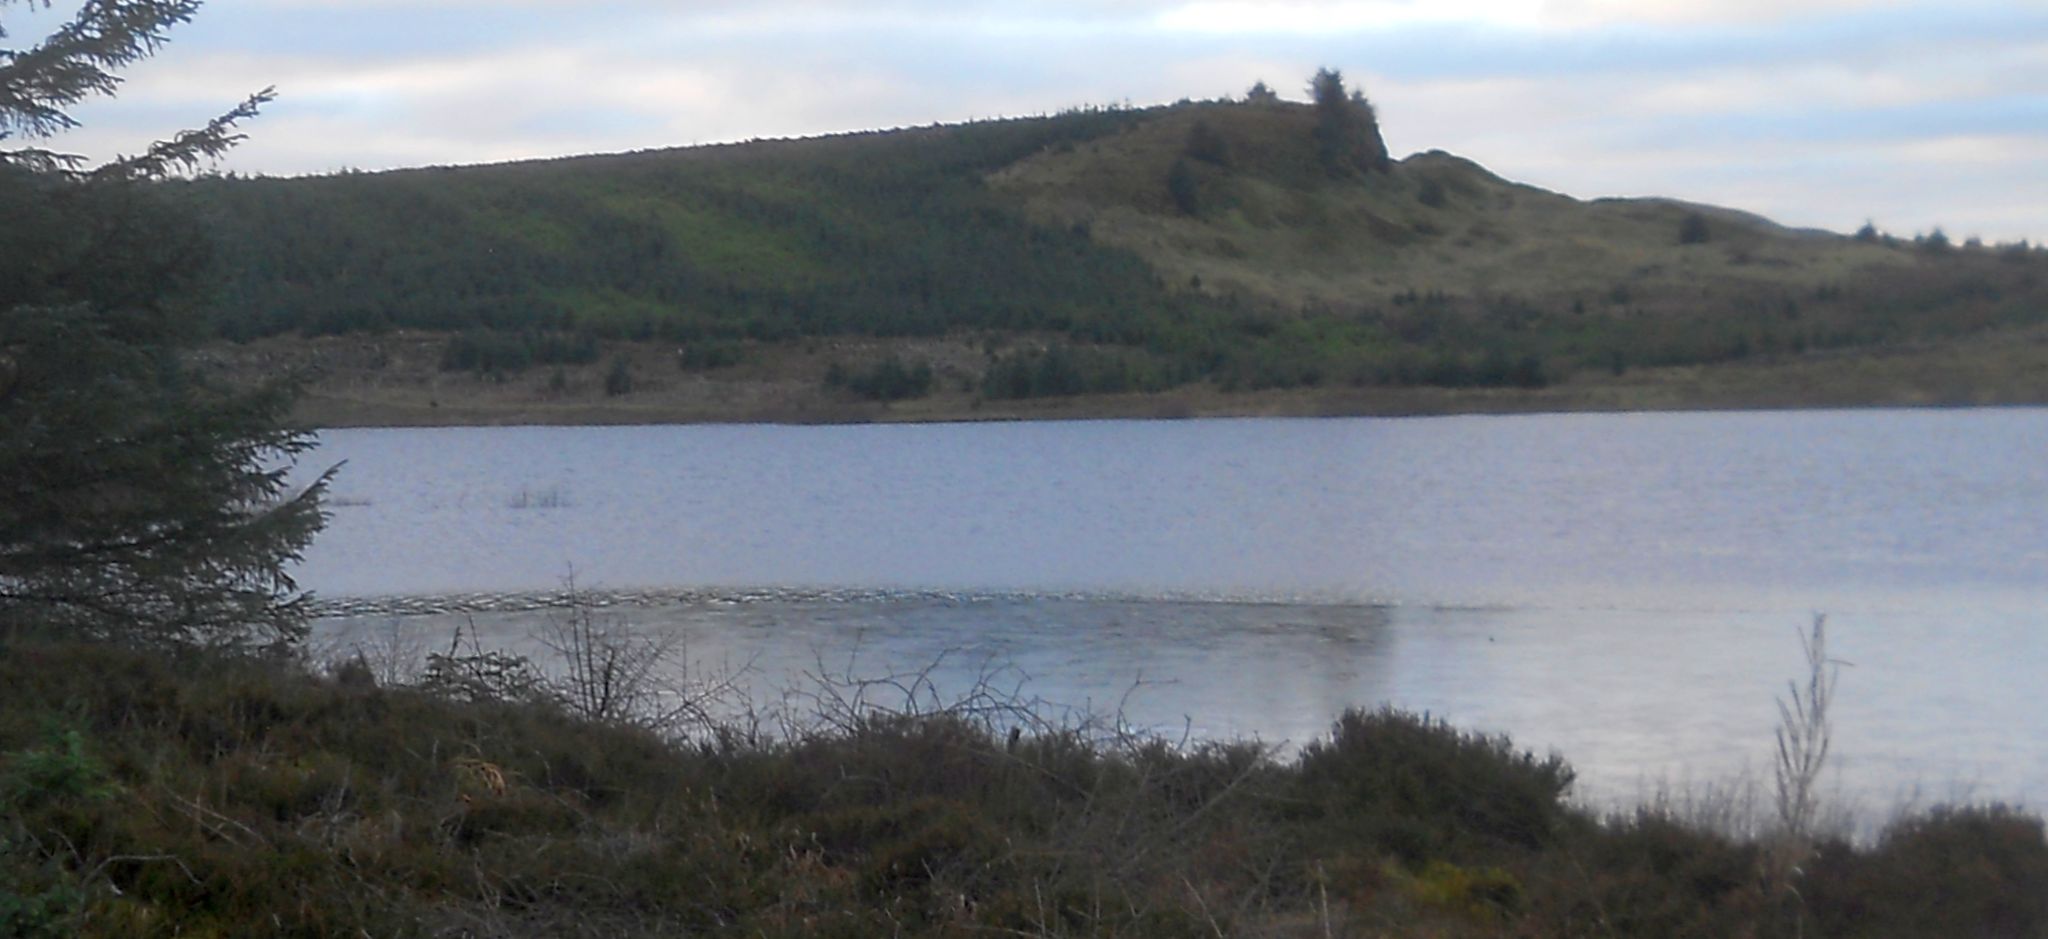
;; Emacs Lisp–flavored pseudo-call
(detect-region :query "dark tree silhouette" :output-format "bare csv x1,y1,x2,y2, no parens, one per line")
1,1,327,647
1309,68,1391,176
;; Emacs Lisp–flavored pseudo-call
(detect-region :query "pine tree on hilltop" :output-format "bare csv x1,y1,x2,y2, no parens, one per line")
1309,68,1392,176
1348,88,1392,172
1,2,328,648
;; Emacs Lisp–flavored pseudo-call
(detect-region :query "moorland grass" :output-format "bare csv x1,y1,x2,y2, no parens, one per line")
2,637,2043,937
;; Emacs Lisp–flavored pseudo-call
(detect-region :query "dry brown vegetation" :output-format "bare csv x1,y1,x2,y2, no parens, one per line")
4,634,2046,937
992,103,1970,314
197,322,2048,429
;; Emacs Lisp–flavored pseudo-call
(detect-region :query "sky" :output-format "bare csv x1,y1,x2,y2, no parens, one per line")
15,0,2048,242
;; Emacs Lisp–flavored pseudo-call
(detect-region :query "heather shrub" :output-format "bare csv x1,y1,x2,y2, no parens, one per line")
1807,804,2048,937
1292,708,1576,860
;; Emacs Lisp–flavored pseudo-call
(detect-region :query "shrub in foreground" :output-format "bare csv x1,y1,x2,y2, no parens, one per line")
2,640,2046,937
1292,708,1577,861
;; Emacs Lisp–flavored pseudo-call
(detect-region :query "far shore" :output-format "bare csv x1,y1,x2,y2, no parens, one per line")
290,381,2048,430
196,329,2048,430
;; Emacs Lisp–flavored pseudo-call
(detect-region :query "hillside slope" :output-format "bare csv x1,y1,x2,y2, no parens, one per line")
180,96,2048,422
993,103,1901,305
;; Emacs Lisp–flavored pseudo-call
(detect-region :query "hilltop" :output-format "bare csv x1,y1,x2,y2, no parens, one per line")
179,89,2048,425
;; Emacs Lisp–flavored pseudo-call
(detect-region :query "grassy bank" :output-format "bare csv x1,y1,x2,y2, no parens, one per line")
3,638,2044,937
205,324,2048,429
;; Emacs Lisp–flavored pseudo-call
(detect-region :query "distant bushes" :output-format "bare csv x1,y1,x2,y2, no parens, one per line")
981,345,1186,399
439,328,600,375
675,339,745,371
826,356,934,401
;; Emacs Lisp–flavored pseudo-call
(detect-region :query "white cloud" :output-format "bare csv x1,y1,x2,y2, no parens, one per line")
1149,0,1911,33
1540,0,1908,28
1154,0,1544,33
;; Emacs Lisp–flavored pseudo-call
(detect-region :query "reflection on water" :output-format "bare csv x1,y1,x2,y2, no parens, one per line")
315,591,2046,817
300,409,2048,817
317,595,1397,744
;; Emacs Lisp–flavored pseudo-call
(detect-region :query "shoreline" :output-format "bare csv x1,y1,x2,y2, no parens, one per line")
292,382,2048,430
192,328,2048,430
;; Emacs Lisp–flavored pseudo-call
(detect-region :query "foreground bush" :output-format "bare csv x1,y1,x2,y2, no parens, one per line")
1,640,2044,937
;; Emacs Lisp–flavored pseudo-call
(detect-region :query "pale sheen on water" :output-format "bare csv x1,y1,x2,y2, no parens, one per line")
301,409,2048,816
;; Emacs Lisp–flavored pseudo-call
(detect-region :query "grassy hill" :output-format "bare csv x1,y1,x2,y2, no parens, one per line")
178,95,2048,422
995,105,1899,304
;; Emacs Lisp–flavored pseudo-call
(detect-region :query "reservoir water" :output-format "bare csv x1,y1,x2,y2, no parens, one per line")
299,409,2048,819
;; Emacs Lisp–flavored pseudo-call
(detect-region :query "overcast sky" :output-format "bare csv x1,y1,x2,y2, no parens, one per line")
20,0,2048,242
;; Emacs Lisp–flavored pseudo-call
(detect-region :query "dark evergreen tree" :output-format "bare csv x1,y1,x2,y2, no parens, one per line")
1348,89,1392,172
1309,68,1391,176
1,1,327,648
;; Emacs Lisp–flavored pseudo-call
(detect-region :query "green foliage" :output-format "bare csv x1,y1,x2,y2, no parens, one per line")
439,328,600,375
2,728,115,810
187,107,1181,347
1539,810,1769,935
0,863,85,939
1293,708,1577,859
1806,805,2048,938
1308,68,1391,176
1,3,324,649
981,344,1184,399
1,77,328,649
825,357,934,401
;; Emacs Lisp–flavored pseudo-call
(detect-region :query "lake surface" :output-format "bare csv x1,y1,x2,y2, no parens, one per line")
299,409,2048,820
